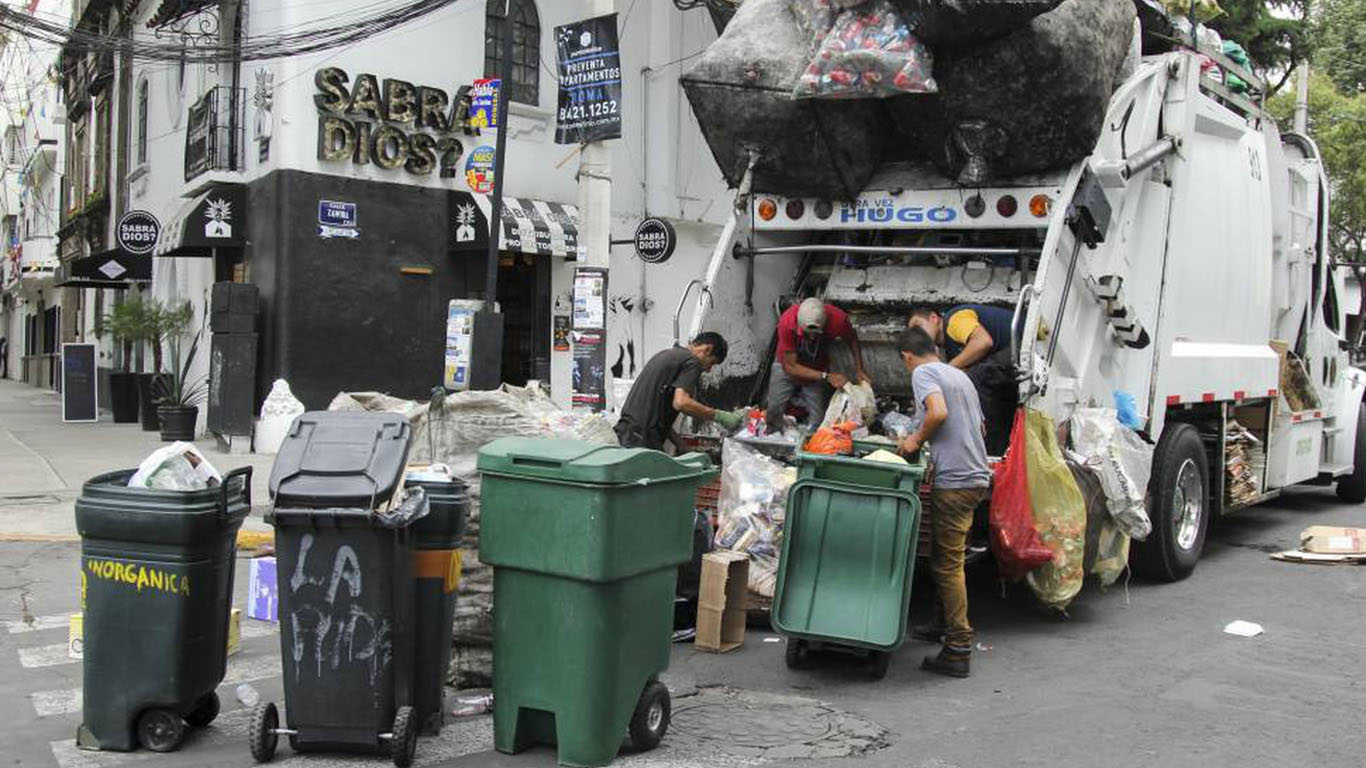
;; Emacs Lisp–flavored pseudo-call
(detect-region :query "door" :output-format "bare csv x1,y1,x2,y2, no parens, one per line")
496,253,551,387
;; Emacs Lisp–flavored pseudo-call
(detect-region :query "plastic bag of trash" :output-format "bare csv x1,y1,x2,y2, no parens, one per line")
716,439,797,599
128,442,222,491
822,381,876,428
892,0,1062,47
794,0,937,98
1023,409,1087,610
880,410,917,438
1070,407,1153,540
790,0,838,45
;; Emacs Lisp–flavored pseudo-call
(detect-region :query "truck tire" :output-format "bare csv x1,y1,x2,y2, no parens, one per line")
1336,404,1366,503
1130,423,1209,582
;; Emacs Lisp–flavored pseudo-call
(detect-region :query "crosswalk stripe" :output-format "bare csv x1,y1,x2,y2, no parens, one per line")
18,643,74,669
31,654,283,717
49,710,495,768
4,615,71,634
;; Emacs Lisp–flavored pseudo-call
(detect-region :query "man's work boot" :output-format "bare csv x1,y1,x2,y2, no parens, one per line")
921,645,971,678
910,624,945,643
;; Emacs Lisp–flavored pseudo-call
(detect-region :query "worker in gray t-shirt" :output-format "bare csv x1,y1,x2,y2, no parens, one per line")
896,326,990,679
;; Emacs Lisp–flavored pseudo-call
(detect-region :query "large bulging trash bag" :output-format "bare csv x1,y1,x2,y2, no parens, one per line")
682,0,892,199
891,0,1062,48
1022,409,1087,610
890,0,1137,184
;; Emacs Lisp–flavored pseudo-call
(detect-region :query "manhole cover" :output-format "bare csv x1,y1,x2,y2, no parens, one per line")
664,688,890,762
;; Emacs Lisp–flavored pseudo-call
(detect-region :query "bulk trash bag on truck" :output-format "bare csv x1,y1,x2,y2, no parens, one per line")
1022,409,1087,610
886,0,1137,184
682,0,892,200
989,409,1055,579
793,1,938,99
1070,407,1153,541
715,438,798,603
891,0,1062,48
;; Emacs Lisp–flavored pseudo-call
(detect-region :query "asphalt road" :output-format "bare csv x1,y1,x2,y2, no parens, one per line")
1,485,1363,768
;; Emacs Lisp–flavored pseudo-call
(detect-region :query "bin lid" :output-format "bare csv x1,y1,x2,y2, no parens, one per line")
269,411,413,506
476,437,712,485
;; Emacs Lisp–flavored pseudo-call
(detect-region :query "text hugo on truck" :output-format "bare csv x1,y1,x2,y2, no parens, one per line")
313,67,484,178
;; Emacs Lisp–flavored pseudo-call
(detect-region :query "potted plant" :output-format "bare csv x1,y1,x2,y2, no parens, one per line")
153,316,208,442
103,298,145,423
138,301,194,431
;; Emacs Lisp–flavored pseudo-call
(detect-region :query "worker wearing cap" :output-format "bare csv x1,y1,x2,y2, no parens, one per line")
908,304,1017,454
766,297,870,430
615,332,743,451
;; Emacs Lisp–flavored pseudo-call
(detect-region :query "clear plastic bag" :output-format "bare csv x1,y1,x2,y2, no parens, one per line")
821,382,876,428
715,439,797,599
795,0,937,99
1070,407,1153,541
789,0,838,46
128,442,222,491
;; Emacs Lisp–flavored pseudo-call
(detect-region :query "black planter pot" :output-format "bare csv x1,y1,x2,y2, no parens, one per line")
158,405,199,442
137,374,166,431
108,373,140,424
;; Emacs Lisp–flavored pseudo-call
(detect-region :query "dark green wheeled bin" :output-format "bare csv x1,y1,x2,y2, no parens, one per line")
773,452,924,680
477,438,715,768
405,476,469,736
75,466,253,753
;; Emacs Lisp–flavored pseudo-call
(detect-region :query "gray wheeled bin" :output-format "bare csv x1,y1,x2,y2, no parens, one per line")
75,466,252,753
247,411,428,768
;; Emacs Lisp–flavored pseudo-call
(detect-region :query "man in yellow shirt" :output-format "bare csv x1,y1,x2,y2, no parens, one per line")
908,304,1017,454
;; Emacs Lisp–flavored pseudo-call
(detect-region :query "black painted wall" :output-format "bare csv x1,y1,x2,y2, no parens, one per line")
246,169,487,409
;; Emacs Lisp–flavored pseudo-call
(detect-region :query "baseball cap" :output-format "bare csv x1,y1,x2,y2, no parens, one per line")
797,298,827,334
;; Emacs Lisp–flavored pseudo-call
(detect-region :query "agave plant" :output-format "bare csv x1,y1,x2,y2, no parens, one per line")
152,312,208,408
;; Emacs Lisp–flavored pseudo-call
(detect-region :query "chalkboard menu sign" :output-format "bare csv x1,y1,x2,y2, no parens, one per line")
62,343,98,423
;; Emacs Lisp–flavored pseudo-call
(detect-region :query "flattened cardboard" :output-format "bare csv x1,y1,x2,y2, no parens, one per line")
695,551,749,653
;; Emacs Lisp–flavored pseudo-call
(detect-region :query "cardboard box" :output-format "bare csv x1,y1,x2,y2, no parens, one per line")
695,551,749,653
1301,526,1366,554
69,608,243,659
247,556,279,622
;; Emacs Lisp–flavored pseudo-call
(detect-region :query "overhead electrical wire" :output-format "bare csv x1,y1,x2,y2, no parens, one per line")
0,0,464,64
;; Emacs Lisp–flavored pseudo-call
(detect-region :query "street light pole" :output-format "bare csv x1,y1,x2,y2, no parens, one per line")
484,0,515,303
576,0,614,271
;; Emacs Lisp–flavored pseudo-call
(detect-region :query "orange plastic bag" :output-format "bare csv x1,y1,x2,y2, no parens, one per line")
804,422,854,455
988,409,1054,580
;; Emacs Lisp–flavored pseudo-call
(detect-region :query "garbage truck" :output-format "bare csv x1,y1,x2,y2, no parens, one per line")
681,45,1362,583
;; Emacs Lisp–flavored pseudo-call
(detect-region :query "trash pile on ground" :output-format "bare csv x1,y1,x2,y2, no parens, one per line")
1273,526,1366,565
1224,423,1264,506
329,384,616,688
682,0,1140,196
715,438,798,605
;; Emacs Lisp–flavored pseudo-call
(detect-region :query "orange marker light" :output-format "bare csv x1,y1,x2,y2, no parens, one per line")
757,199,778,221
1029,194,1052,218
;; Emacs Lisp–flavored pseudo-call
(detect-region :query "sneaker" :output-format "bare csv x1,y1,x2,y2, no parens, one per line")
921,648,971,678
910,624,945,643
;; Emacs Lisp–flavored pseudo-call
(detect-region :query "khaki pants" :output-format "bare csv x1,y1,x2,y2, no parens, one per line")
929,487,988,651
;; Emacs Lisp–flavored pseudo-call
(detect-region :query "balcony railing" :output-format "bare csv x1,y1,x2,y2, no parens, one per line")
184,86,245,182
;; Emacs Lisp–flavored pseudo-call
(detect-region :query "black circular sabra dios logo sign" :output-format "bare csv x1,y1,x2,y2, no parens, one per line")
634,217,676,264
117,210,162,256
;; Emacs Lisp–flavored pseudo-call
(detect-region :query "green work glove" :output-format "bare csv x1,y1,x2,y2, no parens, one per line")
713,409,744,431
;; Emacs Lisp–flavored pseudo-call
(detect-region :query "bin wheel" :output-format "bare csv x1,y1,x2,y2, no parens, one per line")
785,639,812,670
136,708,186,753
185,692,220,728
391,706,418,768
249,703,279,763
867,651,892,681
629,681,671,751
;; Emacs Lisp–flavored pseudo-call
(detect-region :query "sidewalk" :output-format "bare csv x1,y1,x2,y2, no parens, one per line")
0,378,275,540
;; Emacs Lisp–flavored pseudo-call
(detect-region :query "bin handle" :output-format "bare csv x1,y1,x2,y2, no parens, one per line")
673,453,713,473
220,466,253,516
506,444,617,469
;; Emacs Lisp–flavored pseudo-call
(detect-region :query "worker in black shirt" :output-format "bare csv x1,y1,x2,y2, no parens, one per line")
614,332,742,450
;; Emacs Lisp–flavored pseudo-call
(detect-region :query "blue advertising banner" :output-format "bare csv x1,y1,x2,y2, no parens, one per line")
554,13,622,145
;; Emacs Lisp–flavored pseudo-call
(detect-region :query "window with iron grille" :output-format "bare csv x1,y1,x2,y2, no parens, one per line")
484,0,540,106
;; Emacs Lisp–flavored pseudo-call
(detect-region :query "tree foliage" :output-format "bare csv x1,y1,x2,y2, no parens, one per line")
1208,0,1316,93
1268,72,1366,261
1316,0,1366,93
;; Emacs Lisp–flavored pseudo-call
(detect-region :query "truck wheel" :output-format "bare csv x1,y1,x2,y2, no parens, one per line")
1336,404,1366,503
1130,423,1209,582
629,681,671,751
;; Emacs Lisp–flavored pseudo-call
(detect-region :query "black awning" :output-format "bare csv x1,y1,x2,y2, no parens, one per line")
53,250,152,290
156,183,247,257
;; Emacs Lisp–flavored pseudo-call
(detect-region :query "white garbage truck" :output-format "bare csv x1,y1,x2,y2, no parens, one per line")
683,47,1363,582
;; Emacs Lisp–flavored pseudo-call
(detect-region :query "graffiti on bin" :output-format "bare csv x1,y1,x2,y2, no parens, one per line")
287,534,393,693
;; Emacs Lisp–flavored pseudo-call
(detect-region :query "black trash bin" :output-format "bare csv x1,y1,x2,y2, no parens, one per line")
75,466,253,753
405,476,469,736
249,411,428,768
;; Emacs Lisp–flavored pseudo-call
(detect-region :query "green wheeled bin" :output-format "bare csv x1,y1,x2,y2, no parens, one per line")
75,466,253,752
477,438,715,768
405,476,469,736
772,452,924,680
